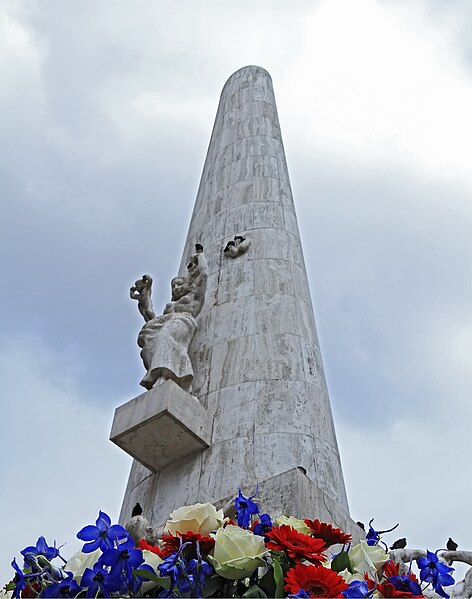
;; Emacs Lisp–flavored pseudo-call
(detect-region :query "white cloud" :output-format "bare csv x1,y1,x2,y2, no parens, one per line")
281,0,472,180
338,415,471,552
0,335,131,574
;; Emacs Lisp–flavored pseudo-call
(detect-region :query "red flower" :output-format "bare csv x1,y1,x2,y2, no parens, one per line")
21,582,41,598
266,525,326,564
383,560,401,579
160,530,215,558
378,561,423,598
138,538,164,557
285,564,349,598
376,582,423,598
304,519,352,547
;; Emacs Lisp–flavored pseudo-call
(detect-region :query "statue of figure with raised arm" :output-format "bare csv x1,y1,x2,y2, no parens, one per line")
130,274,156,322
132,245,208,393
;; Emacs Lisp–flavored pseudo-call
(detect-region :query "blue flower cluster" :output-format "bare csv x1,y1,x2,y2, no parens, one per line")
158,539,213,598
235,487,273,539
11,511,148,598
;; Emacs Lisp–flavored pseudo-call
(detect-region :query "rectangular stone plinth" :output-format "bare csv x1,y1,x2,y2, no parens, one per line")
215,468,365,546
110,380,211,472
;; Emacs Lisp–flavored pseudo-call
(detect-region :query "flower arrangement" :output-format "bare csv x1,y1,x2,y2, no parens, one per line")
3,490,466,598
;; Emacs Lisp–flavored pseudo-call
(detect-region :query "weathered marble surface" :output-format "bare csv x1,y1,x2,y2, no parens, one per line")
118,66,356,536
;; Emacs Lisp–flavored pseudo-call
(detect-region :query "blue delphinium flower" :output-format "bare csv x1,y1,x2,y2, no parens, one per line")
40,572,81,598
253,513,273,540
158,541,196,597
235,488,260,528
342,580,375,598
418,550,455,598
81,561,119,598
288,591,309,598
11,558,26,598
100,535,144,586
158,550,184,591
21,536,60,561
77,510,128,553
126,563,157,596
188,541,214,598
365,518,399,546
388,574,422,596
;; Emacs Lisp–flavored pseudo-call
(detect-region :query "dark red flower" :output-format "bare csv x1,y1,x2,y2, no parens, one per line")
138,538,164,557
160,531,215,558
285,564,349,598
379,561,423,598
304,519,352,547
266,525,326,564
376,582,423,598
21,581,41,598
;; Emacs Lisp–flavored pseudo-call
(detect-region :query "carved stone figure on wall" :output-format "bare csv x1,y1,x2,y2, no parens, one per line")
132,246,208,393
223,235,251,258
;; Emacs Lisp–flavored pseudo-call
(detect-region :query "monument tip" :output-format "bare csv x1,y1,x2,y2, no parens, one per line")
222,65,272,89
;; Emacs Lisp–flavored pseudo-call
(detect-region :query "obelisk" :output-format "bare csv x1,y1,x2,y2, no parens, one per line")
115,66,358,536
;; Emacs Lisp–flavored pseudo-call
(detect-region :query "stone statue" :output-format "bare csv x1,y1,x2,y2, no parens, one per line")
130,274,156,322
133,246,208,392
223,235,251,258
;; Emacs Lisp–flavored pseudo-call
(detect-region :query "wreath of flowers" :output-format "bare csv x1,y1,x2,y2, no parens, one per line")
3,490,463,598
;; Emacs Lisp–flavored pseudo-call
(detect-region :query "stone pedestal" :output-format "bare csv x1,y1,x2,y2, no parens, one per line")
110,380,211,472
216,468,364,545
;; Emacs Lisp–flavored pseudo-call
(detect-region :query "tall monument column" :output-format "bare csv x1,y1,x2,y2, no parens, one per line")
113,65,358,536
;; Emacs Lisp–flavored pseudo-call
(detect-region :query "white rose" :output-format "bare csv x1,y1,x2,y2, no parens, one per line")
208,525,268,580
274,516,311,535
64,548,101,582
164,502,224,536
349,541,389,576
338,568,365,584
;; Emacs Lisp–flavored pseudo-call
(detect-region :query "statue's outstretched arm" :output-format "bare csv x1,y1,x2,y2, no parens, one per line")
194,252,209,298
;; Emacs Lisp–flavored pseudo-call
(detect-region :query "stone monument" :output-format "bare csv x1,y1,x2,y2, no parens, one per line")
111,65,361,539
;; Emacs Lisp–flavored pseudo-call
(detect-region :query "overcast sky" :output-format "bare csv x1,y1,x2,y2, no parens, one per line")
1,0,471,581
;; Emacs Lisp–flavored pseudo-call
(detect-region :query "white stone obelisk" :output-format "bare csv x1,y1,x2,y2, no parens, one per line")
115,66,359,536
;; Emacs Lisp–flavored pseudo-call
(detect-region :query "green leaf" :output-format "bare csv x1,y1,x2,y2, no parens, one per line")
243,584,268,598
134,569,170,588
202,574,225,597
37,555,51,569
258,566,276,598
331,551,352,573
273,557,285,598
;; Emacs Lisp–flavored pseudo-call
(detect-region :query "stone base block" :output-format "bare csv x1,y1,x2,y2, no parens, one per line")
110,380,211,472
215,467,365,545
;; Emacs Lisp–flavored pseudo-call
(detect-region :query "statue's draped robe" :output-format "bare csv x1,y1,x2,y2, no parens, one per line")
138,312,198,390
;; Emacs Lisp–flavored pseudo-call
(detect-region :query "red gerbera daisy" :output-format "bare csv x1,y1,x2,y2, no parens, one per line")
138,538,164,557
304,519,352,547
378,561,423,598
266,525,326,564
160,530,215,558
285,564,349,598
383,560,401,579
